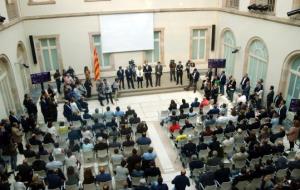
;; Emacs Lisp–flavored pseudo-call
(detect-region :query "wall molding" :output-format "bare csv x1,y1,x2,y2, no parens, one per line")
1,7,300,32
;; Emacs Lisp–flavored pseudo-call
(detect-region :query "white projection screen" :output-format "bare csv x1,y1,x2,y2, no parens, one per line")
99,13,154,53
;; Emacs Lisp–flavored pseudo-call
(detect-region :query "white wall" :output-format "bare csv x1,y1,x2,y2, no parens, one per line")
0,22,32,116
276,0,294,18
217,11,300,93
24,16,99,75
19,0,219,17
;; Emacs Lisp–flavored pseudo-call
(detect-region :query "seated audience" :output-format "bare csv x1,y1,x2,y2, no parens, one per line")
136,133,152,145
95,167,112,183
82,168,95,184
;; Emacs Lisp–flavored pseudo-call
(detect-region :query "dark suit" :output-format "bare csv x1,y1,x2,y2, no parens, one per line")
176,64,183,85
274,95,283,108
267,90,274,110
9,114,20,124
240,76,249,90
188,70,200,93
279,105,287,125
63,103,73,122
117,69,125,89
182,142,197,157
214,168,231,184
155,64,163,86
288,160,300,170
125,69,135,89
198,171,215,188
189,160,204,172
143,65,153,87
243,84,251,100
219,73,226,95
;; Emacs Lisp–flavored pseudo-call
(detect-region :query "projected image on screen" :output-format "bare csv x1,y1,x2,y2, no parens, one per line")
100,13,154,53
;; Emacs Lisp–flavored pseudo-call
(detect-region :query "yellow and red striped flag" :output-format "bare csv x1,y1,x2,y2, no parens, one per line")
93,47,100,81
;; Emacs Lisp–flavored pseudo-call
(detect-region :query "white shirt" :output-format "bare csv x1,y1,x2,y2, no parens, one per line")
65,155,78,168
70,102,80,113
216,116,229,125
256,89,263,99
53,147,63,155
237,95,247,104
82,130,93,140
47,126,57,137
222,137,234,147
137,70,143,78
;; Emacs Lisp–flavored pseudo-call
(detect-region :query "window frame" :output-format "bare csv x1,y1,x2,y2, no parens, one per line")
189,26,211,64
221,30,236,76
89,32,113,72
286,57,300,111
28,0,56,5
247,39,268,90
33,35,63,72
144,28,165,66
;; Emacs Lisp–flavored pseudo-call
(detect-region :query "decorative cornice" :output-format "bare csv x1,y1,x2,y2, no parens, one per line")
0,7,300,32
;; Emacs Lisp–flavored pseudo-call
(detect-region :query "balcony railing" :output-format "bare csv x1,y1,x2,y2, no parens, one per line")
224,0,240,9
249,0,276,13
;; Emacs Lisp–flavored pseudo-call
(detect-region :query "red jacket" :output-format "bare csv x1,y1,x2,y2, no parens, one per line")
169,124,180,133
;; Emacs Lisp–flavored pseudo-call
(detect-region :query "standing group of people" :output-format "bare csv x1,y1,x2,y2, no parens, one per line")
116,60,164,89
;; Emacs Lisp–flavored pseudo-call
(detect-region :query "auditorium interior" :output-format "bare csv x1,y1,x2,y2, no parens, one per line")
0,0,300,190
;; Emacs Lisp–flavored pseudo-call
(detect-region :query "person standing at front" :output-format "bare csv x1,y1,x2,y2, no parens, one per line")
169,60,176,82
219,71,226,95
155,62,163,87
176,61,183,85
103,79,114,104
143,61,153,88
53,70,61,94
137,66,144,88
117,66,125,90
125,66,135,89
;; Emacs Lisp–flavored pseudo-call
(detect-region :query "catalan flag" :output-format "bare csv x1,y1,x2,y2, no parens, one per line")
93,47,100,81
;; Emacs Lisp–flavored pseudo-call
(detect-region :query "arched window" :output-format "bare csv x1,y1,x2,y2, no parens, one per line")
247,39,268,89
0,57,15,116
286,57,300,109
222,30,236,76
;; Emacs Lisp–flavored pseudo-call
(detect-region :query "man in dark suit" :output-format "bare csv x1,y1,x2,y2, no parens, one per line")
9,111,20,124
181,140,197,157
189,155,204,175
63,100,73,122
176,61,183,85
117,66,125,89
219,71,226,95
155,62,163,87
267,85,275,111
169,60,176,82
278,100,287,125
214,163,231,184
186,68,200,93
243,81,251,101
288,156,300,170
125,66,135,89
274,92,283,108
240,73,249,90
143,62,153,88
